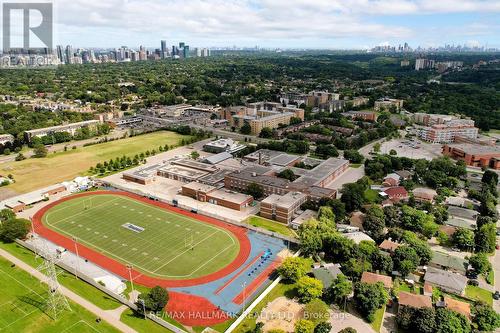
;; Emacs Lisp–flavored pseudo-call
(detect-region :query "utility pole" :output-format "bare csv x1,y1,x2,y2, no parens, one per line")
72,236,80,279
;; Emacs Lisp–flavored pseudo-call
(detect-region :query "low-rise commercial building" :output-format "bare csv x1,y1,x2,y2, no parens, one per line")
181,181,253,211
442,144,500,169
418,121,479,143
260,191,307,224
202,138,246,154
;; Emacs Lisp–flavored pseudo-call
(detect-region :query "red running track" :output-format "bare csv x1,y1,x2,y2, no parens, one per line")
32,190,251,288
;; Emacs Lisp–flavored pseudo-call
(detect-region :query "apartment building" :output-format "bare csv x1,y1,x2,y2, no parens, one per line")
24,120,100,142
417,122,479,143
374,98,404,111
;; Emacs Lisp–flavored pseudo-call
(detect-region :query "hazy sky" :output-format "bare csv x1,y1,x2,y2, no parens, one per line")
47,0,500,49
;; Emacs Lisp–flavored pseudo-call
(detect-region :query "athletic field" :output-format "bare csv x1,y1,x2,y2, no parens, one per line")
41,193,240,279
0,257,119,333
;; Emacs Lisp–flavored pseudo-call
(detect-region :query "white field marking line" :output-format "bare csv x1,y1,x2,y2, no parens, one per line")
45,219,223,279
60,320,101,333
152,230,220,273
45,197,121,227
186,242,236,277
0,308,39,331
0,267,46,300
44,195,239,278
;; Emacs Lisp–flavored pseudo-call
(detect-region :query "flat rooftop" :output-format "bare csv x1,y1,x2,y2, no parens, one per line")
182,181,217,193
261,191,306,209
244,149,284,163
446,143,500,155
158,165,208,179
25,120,100,134
267,153,301,167
208,189,252,205
171,158,219,173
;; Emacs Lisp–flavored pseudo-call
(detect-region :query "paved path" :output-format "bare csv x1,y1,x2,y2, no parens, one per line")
0,247,138,333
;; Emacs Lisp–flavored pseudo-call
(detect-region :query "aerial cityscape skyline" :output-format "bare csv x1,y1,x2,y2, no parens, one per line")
44,0,500,49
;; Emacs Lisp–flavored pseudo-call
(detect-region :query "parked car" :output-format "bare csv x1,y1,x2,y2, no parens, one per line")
466,271,478,279
468,279,479,286
494,291,500,300
496,244,499,250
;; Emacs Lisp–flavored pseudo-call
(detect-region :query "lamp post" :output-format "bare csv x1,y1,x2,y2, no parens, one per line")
242,281,247,313
72,236,80,279
127,264,135,301
139,298,147,320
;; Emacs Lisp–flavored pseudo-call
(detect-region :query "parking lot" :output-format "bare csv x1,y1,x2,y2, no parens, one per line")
379,138,442,160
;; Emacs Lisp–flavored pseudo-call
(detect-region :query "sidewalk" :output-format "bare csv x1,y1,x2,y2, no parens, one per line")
0,247,138,333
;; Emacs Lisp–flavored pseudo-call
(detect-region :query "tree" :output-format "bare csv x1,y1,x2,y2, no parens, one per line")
277,257,312,282
326,274,352,305
451,228,475,250
296,276,323,303
435,308,470,333
277,169,296,181
315,144,338,159
469,253,492,275
343,150,364,164
318,206,335,225
362,205,386,241
341,183,365,212
303,299,329,324
373,142,381,153
240,122,251,135
389,149,397,156
0,218,30,243
475,223,496,253
482,170,498,189
259,127,273,138
353,282,388,322
314,322,332,333
0,208,15,222
474,304,500,332
338,329,356,333
246,182,264,199
33,144,48,158
393,246,419,277
190,151,200,160
294,319,315,333
137,286,169,312
15,153,26,161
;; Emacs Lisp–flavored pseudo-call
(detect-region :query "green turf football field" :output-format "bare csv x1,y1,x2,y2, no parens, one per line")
41,194,240,279
0,257,119,333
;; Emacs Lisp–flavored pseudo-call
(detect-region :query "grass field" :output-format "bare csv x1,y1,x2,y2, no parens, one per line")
0,131,189,194
246,216,296,237
465,285,493,306
0,256,120,333
370,306,385,332
42,194,240,279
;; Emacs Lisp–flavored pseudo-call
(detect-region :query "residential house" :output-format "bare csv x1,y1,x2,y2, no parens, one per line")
379,239,401,254
413,187,438,202
383,186,409,202
383,173,401,187
443,297,471,319
424,267,467,295
398,291,432,309
312,263,343,289
361,271,393,289
430,251,468,274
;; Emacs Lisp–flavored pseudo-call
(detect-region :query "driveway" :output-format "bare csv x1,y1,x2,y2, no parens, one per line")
329,309,376,333
381,304,397,333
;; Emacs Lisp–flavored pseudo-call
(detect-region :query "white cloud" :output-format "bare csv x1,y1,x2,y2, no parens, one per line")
49,0,500,46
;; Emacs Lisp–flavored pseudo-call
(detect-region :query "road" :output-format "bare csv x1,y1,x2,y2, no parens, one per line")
330,308,376,333
0,247,138,333
0,129,127,164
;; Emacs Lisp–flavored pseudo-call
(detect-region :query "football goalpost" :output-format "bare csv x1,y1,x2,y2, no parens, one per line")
185,234,194,249
83,199,93,210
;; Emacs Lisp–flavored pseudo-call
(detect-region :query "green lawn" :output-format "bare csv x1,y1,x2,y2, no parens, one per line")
465,285,493,306
0,256,120,333
120,309,176,333
233,282,298,333
370,306,385,332
42,192,240,279
0,131,189,195
246,215,296,237
486,270,495,285
363,189,381,203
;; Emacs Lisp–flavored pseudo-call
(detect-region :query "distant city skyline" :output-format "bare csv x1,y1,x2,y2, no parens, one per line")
42,0,500,49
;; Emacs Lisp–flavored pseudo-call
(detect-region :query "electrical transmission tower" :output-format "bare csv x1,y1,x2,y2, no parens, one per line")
36,240,71,320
